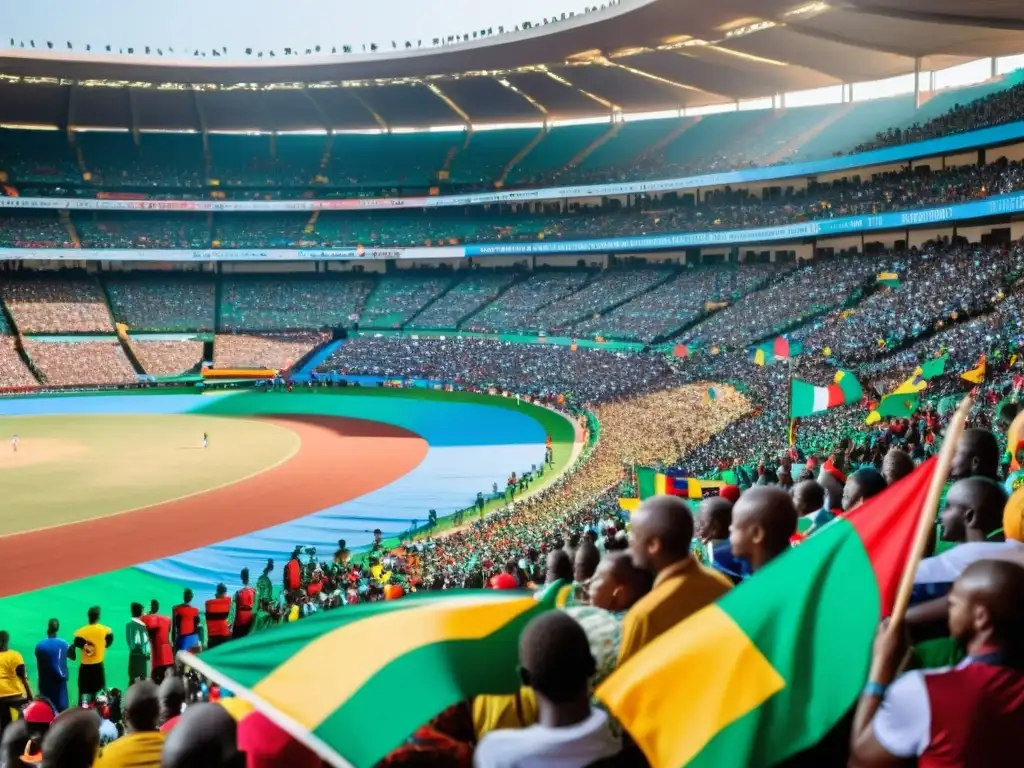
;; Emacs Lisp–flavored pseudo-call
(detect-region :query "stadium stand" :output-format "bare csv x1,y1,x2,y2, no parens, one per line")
0,274,114,333
218,274,374,331
22,339,137,386
104,273,216,332
464,270,596,333
128,338,204,377
0,337,36,388
406,270,516,329
358,272,455,329
214,331,328,370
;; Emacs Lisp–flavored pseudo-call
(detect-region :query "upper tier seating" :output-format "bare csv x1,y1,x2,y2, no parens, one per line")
23,339,136,387
214,332,327,370
359,273,455,328
406,271,516,329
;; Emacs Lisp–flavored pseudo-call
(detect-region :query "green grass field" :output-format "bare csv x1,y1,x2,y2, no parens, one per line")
0,414,298,534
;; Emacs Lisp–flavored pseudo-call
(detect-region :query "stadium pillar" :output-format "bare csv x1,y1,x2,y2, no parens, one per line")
914,57,923,108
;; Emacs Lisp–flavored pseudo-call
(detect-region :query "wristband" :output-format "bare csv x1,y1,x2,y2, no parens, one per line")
862,681,888,698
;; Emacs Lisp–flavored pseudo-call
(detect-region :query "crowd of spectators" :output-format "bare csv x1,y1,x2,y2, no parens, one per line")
572,263,783,343
853,80,1024,152
0,275,114,334
129,340,204,378
683,254,885,349
218,275,374,331
105,276,216,333
320,337,679,404
213,332,328,370
0,337,36,389
359,273,454,329
464,271,594,333
406,271,515,329
801,241,1024,362
22,340,137,387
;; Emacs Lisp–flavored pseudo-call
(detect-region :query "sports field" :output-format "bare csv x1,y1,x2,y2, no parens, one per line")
0,387,578,698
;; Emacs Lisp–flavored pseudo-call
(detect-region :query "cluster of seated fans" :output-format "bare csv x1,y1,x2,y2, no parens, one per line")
1,68,1024,768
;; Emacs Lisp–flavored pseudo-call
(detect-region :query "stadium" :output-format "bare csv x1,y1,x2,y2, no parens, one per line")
1,1,1024,766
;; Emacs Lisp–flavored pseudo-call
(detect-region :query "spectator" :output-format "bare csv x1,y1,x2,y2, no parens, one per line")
158,676,185,734
728,487,798,574
126,603,150,685
620,495,733,665
851,559,1024,766
34,619,71,713
842,468,888,512
92,680,163,768
0,630,31,735
72,607,112,706
161,703,244,768
474,612,622,767
39,708,101,768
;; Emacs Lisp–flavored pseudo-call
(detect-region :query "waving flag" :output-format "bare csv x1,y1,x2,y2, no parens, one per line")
180,589,568,768
598,460,939,768
961,354,987,385
789,370,862,418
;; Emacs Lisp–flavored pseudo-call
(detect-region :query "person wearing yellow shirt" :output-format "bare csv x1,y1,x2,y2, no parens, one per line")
93,679,164,768
74,606,114,705
619,496,733,665
0,629,32,734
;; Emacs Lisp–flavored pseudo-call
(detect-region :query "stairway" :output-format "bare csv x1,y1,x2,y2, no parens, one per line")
495,128,546,188
633,117,701,167
557,122,622,176
59,211,81,248
289,338,344,381
761,103,856,166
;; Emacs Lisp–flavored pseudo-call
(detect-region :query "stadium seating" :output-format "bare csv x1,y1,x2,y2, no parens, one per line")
406,271,516,329
359,272,455,328
464,271,595,333
214,331,328,370
0,274,114,333
104,273,216,332
129,338,204,377
22,339,137,386
218,275,374,331
0,337,36,388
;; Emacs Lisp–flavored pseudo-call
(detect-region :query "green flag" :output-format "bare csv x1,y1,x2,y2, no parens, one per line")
919,355,948,380
181,588,568,768
637,466,659,499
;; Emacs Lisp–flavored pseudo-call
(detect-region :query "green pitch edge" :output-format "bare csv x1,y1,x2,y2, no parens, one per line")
0,388,577,698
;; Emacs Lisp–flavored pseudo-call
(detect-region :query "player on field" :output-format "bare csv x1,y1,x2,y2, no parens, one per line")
203,432,209,449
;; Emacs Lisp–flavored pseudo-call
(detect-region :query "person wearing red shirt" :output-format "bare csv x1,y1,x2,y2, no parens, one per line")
490,561,520,590
204,584,232,650
852,559,1024,767
232,568,256,640
141,600,174,683
171,590,203,653
284,547,302,594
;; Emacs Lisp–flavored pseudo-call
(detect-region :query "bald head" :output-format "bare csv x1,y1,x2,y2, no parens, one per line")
162,703,242,768
940,476,1008,543
124,679,160,732
545,549,573,585
41,709,101,768
730,487,797,570
948,559,1024,658
882,449,914,486
590,552,654,612
629,495,695,575
950,428,1000,481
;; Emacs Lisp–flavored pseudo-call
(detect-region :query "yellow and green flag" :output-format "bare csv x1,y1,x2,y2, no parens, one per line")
180,589,566,768
598,459,937,767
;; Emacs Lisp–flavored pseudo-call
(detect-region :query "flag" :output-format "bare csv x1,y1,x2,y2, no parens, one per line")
865,392,920,424
598,459,938,768
181,589,568,768
637,467,688,499
961,354,986,385
789,370,862,418
877,271,900,287
919,355,948,380
750,347,766,366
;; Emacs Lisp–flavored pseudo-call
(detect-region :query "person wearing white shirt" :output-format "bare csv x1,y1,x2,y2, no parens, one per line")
474,612,621,768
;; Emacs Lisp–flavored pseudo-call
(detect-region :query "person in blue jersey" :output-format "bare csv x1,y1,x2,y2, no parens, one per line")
34,619,71,712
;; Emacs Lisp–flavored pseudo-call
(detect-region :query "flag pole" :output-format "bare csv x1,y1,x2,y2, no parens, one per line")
889,394,973,629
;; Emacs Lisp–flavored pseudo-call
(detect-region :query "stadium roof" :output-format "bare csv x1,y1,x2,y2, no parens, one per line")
1,0,1022,129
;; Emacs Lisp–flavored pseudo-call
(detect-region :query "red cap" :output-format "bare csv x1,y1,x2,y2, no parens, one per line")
720,485,741,503
22,700,56,725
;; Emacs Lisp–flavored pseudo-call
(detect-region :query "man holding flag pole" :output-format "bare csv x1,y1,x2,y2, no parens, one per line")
596,396,998,768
